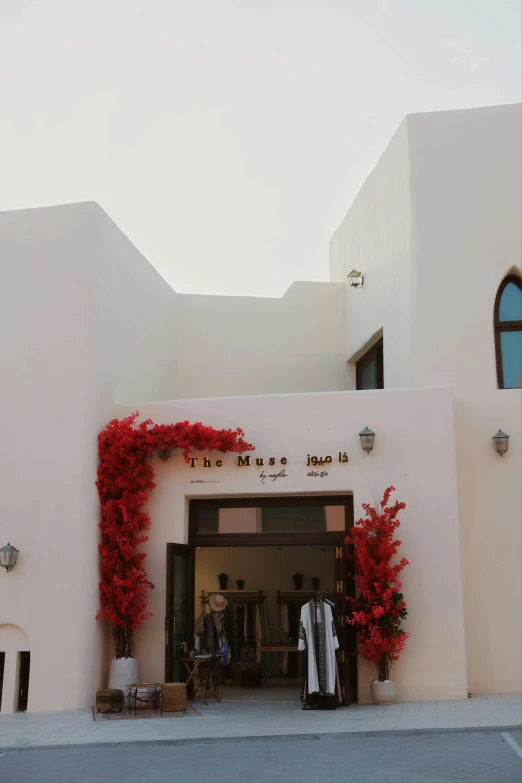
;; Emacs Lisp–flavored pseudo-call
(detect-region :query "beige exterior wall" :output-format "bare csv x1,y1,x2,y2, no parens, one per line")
175,283,350,398
407,104,522,693
0,103,519,712
330,103,522,695
0,202,351,712
329,118,413,387
115,386,468,705
0,203,178,712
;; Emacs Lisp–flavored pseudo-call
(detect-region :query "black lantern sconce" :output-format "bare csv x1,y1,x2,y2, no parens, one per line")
157,447,172,461
359,426,375,454
0,542,19,572
492,430,509,457
347,269,364,288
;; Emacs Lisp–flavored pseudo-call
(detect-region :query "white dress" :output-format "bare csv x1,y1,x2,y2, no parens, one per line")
298,599,339,699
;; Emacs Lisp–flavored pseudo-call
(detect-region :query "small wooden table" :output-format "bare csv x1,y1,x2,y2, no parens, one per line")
177,656,220,705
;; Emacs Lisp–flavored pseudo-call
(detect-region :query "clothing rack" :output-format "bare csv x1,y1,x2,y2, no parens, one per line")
277,590,330,604
201,590,265,604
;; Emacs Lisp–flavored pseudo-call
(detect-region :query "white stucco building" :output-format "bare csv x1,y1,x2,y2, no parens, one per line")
0,102,520,713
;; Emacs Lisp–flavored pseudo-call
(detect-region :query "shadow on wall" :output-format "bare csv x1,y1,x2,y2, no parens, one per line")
0,624,30,714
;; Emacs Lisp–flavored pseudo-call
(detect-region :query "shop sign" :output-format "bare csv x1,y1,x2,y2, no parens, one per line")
187,452,349,469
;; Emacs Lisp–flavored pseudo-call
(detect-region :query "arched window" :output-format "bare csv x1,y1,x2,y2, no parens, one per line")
494,275,522,389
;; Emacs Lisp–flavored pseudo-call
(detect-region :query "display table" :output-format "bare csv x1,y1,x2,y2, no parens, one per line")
177,656,220,705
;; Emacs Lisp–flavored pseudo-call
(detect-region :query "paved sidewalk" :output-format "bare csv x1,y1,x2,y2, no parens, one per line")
0,694,519,751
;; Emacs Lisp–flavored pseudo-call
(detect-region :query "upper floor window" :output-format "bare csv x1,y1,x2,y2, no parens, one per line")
494,275,522,389
356,339,383,390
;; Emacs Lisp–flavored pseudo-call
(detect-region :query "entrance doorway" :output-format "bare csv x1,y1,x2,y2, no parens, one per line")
165,495,357,706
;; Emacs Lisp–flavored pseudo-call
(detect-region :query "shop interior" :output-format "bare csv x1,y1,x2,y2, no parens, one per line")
194,544,336,700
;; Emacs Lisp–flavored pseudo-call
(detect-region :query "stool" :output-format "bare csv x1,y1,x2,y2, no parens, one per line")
96,689,124,712
161,682,187,713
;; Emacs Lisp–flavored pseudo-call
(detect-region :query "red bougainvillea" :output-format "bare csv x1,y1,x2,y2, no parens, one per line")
345,486,409,682
96,412,253,658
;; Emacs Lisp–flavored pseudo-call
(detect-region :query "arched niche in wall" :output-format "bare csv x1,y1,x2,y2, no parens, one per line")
0,624,30,714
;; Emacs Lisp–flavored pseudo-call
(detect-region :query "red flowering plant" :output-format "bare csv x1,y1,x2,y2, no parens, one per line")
96,412,253,659
345,486,409,682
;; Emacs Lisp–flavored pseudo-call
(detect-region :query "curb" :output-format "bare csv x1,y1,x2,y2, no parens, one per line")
1,725,521,753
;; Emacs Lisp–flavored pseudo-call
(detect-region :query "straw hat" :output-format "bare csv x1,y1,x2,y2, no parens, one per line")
209,593,228,612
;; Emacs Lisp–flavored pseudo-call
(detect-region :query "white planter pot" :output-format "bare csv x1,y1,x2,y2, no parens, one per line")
370,679,397,705
108,657,138,704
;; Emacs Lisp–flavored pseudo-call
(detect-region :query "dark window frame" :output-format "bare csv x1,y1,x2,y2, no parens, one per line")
198,507,219,534
356,338,384,390
189,495,353,547
494,274,522,389
261,505,327,533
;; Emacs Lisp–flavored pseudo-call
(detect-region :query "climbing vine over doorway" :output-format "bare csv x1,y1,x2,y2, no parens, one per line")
96,412,253,659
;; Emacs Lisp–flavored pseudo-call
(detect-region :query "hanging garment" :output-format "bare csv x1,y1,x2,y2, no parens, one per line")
287,602,299,677
203,613,218,655
223,605,234,659
281,603,290,674
261,603,270,642
298,599,341,708
237,604,245,650
218,626,232,667
212,610,222,636
255,604,263,664
247,603,255,644
261,604,271,681
325,599,338,632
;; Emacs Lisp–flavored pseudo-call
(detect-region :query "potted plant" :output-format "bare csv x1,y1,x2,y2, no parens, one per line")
345,486,409,704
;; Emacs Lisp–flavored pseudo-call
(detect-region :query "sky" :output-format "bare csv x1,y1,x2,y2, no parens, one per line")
0,0,520,296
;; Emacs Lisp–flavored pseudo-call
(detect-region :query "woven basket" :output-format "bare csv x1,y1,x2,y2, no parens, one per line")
162,682,187,712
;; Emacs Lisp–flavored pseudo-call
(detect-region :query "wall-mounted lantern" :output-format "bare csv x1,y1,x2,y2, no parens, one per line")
0,542,19,572
359,426,375,454
347,269,364,288
492,430,509,457
157,447,172,461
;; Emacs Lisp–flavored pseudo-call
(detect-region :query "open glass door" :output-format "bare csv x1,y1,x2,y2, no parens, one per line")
165,544,194,684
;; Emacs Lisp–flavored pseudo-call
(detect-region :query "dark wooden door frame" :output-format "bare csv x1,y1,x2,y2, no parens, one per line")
0,651,5,712
188,494,354,548
165,544,195,684
180,494,357,705
17,652,30,712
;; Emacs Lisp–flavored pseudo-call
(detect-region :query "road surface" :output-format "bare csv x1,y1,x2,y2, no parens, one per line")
0,729,520,782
